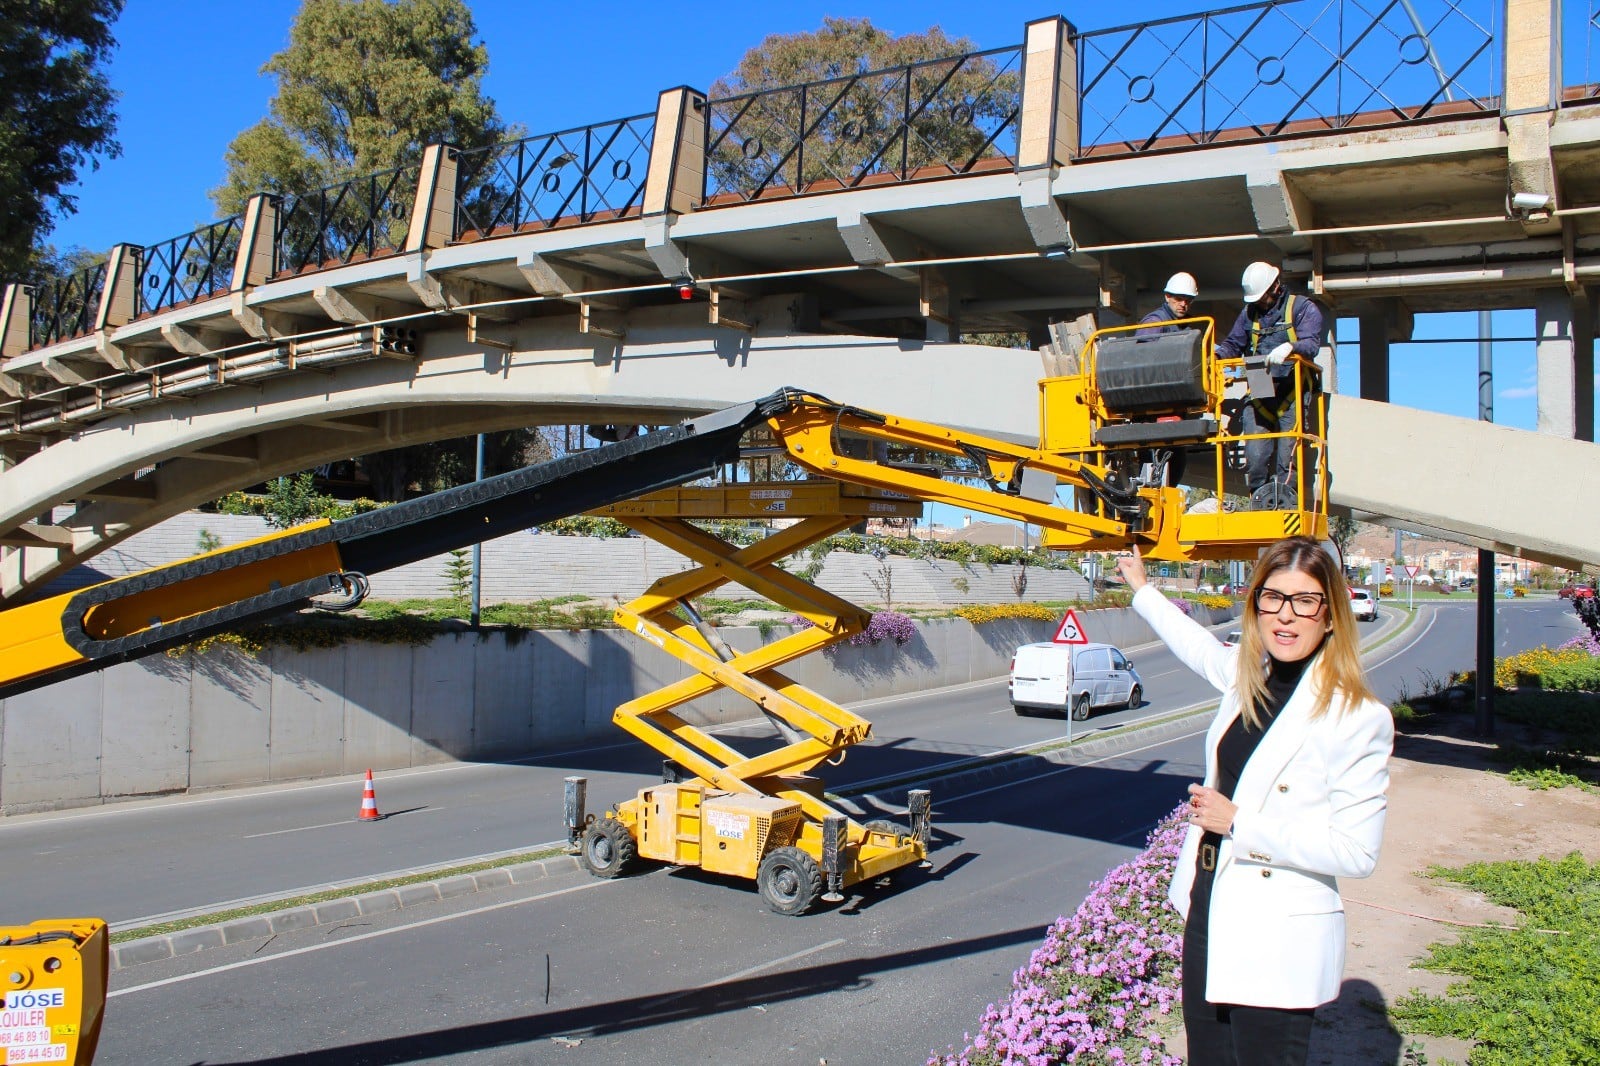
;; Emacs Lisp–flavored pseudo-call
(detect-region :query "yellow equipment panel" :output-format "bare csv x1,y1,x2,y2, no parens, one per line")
636,783,705,866
0,919,107,1066
699,793,802,878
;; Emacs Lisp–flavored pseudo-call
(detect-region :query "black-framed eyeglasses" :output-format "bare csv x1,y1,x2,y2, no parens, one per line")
1254,587,1327,617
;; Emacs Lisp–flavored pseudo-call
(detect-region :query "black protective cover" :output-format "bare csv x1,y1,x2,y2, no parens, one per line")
1095,329,1208,415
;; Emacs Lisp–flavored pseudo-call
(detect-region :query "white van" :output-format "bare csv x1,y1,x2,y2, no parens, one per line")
1009,642,1142,721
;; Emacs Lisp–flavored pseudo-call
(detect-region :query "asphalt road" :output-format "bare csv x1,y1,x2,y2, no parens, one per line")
8,599,1582,1064
0,618,1249,927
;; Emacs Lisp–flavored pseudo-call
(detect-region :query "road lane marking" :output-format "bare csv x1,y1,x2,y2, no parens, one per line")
109,878,619,998
1365,607,1438,671
241,807,447,838
637,938,849,1012
866,726,1210,810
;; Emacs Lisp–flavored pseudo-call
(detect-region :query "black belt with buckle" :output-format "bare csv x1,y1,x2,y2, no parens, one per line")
1200,842,1218,871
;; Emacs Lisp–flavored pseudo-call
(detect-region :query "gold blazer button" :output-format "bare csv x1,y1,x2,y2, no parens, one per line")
1261,869,1272,878
1277,783,1289,792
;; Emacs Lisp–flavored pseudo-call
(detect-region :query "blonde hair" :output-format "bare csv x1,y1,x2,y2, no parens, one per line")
1235,536,1377,728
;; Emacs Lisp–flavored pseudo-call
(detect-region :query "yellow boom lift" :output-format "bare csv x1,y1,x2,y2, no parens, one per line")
0,319,1325,1057
564,321,1328,914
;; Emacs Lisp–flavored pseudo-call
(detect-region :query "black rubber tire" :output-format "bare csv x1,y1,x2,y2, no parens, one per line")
1127,685,1142,711
757,846,822,916
579,816,637,879
1072,694,1092,722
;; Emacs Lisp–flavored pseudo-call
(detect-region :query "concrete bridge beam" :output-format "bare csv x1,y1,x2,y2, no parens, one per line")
0,329,1045,596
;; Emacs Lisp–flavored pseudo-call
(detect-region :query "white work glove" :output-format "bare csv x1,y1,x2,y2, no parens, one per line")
1266,342,1293,366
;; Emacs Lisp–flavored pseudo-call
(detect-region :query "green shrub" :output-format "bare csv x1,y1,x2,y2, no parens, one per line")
1394,853,1600,1063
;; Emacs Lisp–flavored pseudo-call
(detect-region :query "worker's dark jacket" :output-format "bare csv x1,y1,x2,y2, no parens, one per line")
1137,302,1186,335
1217,292,1325,384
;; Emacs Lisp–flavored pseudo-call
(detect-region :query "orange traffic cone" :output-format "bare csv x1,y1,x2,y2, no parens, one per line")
357,769,383,822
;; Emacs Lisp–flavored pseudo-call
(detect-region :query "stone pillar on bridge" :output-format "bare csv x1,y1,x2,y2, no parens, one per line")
1502,0,1560,229
405,143,458,252
0,284,29,361
1018,16,1079,171
230,194,279,293
1016,17,1080,261
1535,287,1596,442
643,87,707,217
93,243,139,333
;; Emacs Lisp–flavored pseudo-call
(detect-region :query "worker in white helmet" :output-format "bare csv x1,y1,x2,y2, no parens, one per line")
1217,262,1325,504
1138,272,1201,334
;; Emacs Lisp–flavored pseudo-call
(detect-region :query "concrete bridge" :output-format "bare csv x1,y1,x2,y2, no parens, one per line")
1,0,1598,598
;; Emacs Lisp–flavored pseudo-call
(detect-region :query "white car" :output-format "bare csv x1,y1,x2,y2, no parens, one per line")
1350,588,1377,622
1010,642,1142,721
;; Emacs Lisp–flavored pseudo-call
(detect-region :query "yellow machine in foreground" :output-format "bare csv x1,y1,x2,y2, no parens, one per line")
567,320,1328,913
0,920,107,1065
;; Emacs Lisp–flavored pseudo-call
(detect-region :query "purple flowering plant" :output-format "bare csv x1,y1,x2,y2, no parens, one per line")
848,609,917,647
930,804,1189,1066
785,610,918,649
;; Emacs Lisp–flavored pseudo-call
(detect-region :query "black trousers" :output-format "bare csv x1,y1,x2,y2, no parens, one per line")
1184,849,1317,1066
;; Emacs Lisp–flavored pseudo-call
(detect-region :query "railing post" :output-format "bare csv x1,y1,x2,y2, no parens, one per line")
93,244,139,332
1503,0,1560,218
642,86,706,216
1018,17,1080,170
230,193,279,293
405,143,458,252
1,284,30,359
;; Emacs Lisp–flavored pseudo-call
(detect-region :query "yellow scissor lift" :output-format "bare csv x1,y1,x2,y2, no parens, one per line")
567,480,932,914
566,323,1328,914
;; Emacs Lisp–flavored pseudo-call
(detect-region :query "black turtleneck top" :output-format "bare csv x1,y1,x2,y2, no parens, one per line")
1215,653,1310,803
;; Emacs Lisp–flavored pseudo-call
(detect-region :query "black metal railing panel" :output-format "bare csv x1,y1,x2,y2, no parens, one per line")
29,260,107,349
273,164,420,276
705,45,1022,203
136,216,243,317
453,114,654,239
1565,0,1600,103
1077,0,1499,155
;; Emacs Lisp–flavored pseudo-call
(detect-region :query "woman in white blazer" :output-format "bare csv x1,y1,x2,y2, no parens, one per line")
1117,537,1393,1065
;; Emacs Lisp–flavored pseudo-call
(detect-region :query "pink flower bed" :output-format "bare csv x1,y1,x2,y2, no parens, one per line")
931,804,1188,1066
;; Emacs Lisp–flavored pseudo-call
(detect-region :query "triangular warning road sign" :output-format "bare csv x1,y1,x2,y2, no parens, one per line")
1052,609,1089,645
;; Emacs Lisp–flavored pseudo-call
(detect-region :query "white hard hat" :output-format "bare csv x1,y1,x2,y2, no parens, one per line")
1241,261,1280,303
1164,272,1199,298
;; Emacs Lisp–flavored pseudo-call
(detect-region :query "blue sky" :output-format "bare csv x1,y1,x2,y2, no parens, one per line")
41,0,1597,506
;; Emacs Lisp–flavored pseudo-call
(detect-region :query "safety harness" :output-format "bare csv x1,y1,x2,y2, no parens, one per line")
1249,294,1301,418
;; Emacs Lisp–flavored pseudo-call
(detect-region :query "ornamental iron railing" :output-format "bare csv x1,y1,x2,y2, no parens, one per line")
1077,0,1499,156
705,45,1023,203
453,114,654,239
30,260,107,349
273,164,420,276
1565,0,1600,103
136,216,243,317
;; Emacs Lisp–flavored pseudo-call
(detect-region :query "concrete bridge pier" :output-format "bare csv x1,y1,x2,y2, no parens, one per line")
1534,286,1596,442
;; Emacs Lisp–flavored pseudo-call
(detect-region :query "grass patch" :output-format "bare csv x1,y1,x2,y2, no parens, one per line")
1392,853,1600,1064
112,846,566,944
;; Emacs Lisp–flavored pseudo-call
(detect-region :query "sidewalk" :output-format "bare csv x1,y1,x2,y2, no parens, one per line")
1307,717,1600,1064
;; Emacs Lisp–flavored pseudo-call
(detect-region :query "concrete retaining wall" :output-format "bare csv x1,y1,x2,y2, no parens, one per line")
0,605,1231,814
